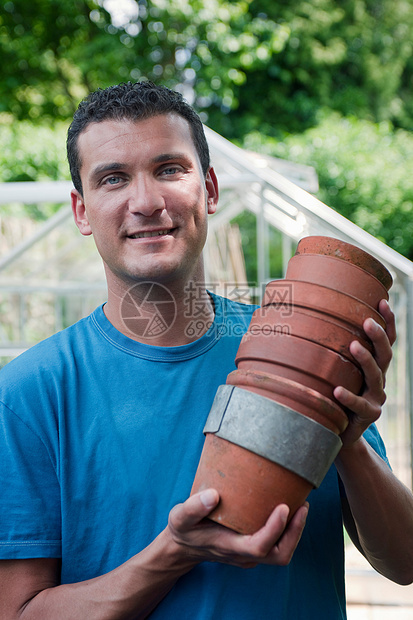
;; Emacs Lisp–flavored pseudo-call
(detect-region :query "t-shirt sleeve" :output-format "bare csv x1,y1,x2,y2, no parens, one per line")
363,422,391,467
0,402,61,559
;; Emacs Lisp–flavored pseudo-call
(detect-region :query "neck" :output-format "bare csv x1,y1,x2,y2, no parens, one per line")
103,274,215,347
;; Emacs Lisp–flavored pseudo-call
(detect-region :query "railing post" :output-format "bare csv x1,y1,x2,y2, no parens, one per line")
408,277,413,489
257,184,269,292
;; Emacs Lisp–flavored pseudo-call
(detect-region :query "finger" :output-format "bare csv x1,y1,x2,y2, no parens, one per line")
349,338,385,399
334,384,382,447
348,330,387,398
231,503,308,566
169,489,220,534
263,503,309,565
334,385,382,421
378,299,397,346
202,503,292,563
362,318,393,375
242,504,290,557
339,333,384,400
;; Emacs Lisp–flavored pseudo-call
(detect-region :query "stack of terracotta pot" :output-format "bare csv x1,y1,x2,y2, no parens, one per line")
191,236,393,534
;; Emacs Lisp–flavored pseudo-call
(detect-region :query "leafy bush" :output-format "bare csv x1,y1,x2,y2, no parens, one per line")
242,113,413,259
0,119,70,218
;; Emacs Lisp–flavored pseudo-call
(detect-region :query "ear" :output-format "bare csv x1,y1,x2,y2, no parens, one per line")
71,189,92,236
205,166,219,215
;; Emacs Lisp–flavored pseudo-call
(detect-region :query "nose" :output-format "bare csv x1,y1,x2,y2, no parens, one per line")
127,178,165,216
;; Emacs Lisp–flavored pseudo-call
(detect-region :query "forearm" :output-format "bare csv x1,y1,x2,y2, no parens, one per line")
336,437,413,585
19,530,196,620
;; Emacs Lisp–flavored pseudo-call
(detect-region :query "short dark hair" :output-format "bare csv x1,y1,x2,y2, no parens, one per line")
67,81,210,195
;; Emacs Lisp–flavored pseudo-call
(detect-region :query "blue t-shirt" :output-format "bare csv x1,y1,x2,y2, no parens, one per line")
0,293,388,619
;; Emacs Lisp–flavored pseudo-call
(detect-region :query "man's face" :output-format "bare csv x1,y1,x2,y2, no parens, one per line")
71,113,218,292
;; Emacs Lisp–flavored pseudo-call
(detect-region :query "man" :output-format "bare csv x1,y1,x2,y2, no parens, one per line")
0,81,412,619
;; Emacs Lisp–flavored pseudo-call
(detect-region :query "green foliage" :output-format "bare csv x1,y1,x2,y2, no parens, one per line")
0,119,69,218
2,0,413,133
202,0,413,137
0,0,99,119
0,0,290,124
242,113,413,259
2,0,413,256
0,120,69,182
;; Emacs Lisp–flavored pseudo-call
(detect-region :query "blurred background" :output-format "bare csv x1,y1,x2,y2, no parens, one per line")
1,1,413,615
2,0,413,255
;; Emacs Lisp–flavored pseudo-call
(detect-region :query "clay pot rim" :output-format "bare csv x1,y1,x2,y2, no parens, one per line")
248,305,373,359
236,332,363,392
227,368,349,433
262,279,386,330
287,253,389,303
295,235,393,290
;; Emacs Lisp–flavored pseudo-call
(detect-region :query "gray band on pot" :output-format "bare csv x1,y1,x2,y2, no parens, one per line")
203,385,342,488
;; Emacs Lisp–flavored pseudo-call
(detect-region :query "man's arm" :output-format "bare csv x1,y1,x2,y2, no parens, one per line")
337,438,413,584
0,496,308,620
334,299,413,585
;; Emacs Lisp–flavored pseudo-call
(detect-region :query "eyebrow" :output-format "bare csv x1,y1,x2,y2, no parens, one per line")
90,162,125,183
151,152,192,164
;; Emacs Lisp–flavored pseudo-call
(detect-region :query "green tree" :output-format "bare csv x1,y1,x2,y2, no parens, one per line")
2,0,413,258
2,0,413,132
196,0,413,136
243,114,413,259
0,0,120,119
0,0,290,123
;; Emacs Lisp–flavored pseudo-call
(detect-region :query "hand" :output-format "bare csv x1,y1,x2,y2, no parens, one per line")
334,299,396,447
168,489,308,569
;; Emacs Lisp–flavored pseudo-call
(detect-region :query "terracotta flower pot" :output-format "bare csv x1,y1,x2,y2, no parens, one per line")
191,381,345,534
236,330,364,401
192,432,313,534
191,237,392,535
262,279,386,335
247,304,373,361
286,254,388,309
294,235,393,291
226,368,349,434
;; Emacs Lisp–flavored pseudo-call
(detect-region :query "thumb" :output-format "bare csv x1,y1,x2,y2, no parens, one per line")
169,489,220,533
199,488,220,510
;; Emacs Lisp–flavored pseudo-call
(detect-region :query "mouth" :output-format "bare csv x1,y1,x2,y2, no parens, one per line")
128,229,175,239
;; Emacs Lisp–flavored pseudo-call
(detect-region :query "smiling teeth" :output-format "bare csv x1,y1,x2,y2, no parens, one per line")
130,230,171,239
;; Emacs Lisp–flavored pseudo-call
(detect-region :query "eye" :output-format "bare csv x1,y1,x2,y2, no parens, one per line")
160,165,182,176
104,175,122,185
